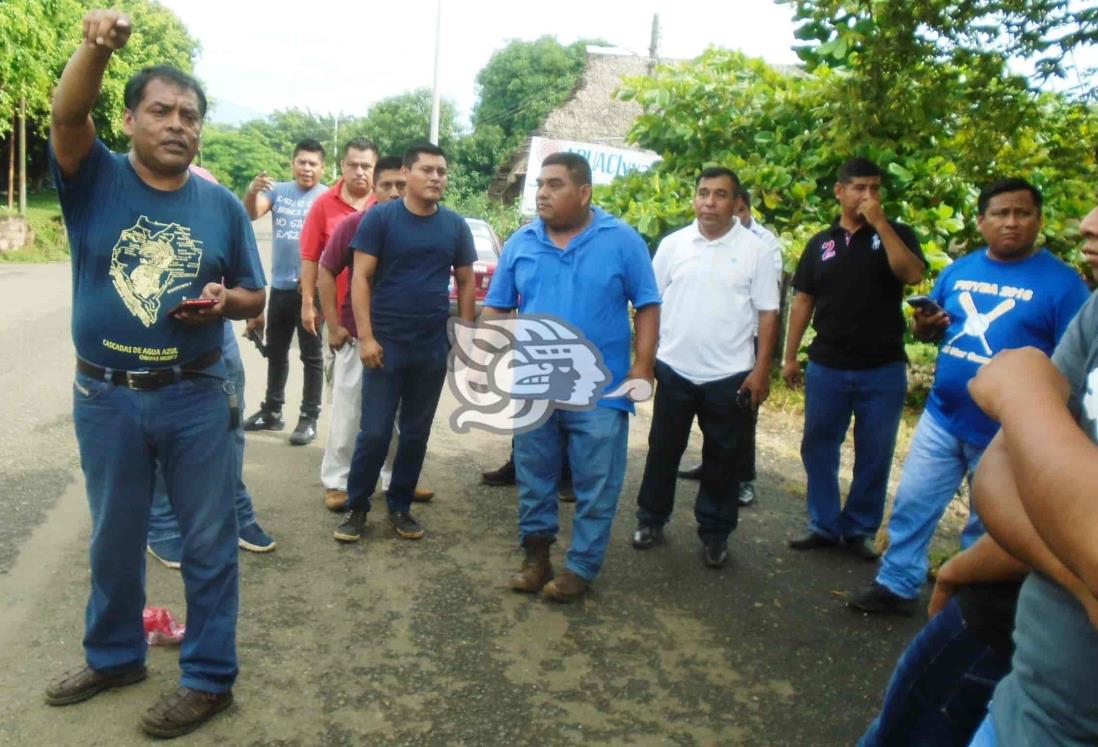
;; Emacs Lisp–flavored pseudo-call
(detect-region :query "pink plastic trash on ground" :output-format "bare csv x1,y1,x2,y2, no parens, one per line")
143,607,185,646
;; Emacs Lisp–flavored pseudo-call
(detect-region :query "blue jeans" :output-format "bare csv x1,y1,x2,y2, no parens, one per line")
347,344,448,514
968,715,997,746
860,597,1010,747
515,407,629,581
73,361,238,693
801,361,907,540
149,325,256,542
877,411,986,599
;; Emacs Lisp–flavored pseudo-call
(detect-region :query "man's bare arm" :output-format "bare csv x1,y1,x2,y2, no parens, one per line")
629,304,659,383
782,292,814,388
973,431,1098,620
970,348,1098,598
928,533,1029,617
51,9,131,178
351,252,382,367
300,259,320,334
318,265,340,328
454,266,476,323
243,171,275,220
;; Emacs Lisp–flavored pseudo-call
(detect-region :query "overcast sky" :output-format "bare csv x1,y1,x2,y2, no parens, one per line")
156,0,803,125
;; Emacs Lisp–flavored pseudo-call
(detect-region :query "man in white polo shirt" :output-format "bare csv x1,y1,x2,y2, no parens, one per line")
632,167,781,567
678,184,784,507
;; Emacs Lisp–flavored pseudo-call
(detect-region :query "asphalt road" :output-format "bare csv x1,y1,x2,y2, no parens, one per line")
0,220,931,745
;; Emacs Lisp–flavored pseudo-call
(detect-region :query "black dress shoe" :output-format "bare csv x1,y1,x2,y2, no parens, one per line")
632,524,663,549
677,463,702,480
788,531,839,550
844,536,880,561
845,582,917,615
702,542,729,568
481,457,516,486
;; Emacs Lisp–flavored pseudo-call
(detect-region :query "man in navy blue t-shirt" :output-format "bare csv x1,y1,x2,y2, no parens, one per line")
43,9,266,738
333,143,477,543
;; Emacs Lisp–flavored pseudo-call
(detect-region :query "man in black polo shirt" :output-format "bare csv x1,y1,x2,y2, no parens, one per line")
783,158,925,558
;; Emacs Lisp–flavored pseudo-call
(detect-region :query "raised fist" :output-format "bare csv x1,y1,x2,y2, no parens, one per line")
83,9,132,51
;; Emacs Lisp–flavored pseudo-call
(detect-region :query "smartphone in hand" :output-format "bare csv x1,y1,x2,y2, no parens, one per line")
906,295,944,315
168,297,218,317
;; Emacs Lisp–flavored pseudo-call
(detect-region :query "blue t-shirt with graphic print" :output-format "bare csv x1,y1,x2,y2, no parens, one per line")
49,139,266,370
264,180,325,290
925,247,1088,448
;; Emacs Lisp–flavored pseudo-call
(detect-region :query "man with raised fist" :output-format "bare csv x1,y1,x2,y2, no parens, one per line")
45,8,265,738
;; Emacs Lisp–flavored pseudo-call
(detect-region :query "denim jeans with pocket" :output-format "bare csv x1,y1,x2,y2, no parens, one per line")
346,343,448,515
859,597,1010,747
515,406,629,580
73,358,238,693
801,360,907,540
149,323,256,543
876,410,986,599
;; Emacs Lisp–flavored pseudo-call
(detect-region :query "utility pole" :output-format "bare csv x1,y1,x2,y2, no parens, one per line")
7,113,14,211
332,112,340,181
647,13,660,76
429,0,442,144
18,96,26,216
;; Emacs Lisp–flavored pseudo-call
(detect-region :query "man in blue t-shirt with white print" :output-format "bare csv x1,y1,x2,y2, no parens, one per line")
241,140,327,445
847,178,1089,615
333,143,477,544
43,8,266,739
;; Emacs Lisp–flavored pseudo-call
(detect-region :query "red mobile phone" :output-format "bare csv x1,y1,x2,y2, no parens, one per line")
168,297,218,317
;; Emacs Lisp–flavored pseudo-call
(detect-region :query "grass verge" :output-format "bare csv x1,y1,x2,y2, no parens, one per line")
0,192,69,263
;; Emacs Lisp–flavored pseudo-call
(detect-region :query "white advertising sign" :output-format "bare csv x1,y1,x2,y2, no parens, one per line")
520,136,661,215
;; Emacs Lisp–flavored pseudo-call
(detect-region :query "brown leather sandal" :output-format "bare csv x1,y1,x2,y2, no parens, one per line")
140,686,233,738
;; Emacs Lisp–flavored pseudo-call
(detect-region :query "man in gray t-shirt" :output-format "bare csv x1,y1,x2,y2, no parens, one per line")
964,205,1098,746
242,139,327,444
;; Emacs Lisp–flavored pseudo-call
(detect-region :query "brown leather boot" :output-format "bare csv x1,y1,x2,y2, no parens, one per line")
543,571,590,603
509,537,553,593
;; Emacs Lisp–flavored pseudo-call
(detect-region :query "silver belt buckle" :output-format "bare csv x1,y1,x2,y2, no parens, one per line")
125,369,154,390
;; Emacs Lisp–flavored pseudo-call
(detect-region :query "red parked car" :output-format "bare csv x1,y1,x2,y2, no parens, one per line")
450,217,502,315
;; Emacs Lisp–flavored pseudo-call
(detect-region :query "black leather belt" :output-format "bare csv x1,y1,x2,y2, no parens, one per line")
76,349,222,391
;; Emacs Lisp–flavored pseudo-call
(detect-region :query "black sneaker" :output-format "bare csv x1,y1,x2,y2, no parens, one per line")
389,511,425,540
677,463,702,480
243,409,284,431
289,417,317,446
845,582,917,615
334,510,368,542
632,524,663,550
702,542,729,569
482,457,516,486
738,481,757,507
559,469,576,503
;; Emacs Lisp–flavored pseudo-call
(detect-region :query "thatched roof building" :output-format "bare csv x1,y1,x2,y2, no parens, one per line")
489,46,657,203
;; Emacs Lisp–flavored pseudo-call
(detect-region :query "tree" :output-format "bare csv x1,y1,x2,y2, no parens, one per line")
83,0,201,149
0,0,82,212
781,0,1097,91
601,48,1096,273
472,36,588,140
199,124,283,195
359,88,461,157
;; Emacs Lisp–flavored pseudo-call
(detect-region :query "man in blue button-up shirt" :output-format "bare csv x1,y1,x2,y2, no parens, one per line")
484,152,661,602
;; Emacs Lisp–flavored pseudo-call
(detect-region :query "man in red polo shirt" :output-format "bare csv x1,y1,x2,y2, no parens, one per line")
299,138,378,336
